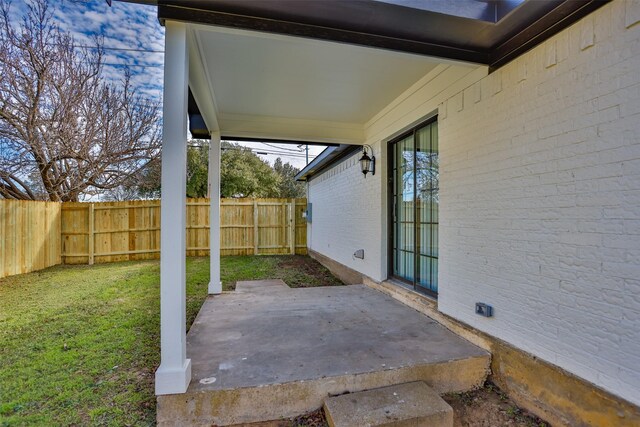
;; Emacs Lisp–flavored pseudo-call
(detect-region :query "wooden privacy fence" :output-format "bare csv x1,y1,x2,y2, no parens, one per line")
0,198,307,278
61,198,308,264
0,200,61,279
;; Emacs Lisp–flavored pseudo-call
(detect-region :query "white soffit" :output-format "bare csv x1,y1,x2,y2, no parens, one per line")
190,24,446,127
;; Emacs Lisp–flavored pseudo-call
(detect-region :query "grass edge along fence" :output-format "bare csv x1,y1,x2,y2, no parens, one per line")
0,198,307,278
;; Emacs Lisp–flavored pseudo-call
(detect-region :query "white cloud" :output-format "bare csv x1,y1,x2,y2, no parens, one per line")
47,0,165,101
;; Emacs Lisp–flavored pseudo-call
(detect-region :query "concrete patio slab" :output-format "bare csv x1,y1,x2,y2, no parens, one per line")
157,283,490,426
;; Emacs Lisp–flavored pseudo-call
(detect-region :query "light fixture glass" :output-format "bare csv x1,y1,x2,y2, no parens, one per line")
359,145,375,177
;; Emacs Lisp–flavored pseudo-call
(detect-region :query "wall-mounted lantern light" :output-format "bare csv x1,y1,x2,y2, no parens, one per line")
359,145,375,177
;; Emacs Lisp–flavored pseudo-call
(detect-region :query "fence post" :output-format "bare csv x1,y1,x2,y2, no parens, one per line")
289,200,295,255
253,200,259,255
88,203,95,265
282,200,286,251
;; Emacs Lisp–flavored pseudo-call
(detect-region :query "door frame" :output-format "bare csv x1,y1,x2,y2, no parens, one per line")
386,116,438,298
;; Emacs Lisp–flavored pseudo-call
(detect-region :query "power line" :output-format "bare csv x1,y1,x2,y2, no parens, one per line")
253,148,313,158
228,142,313,158
219,146,315,160
78,44,164,54
259,142,304,153
48,42,164,54
102,62,163,68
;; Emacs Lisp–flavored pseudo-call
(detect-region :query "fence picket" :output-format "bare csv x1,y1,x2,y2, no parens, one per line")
0,200,62,279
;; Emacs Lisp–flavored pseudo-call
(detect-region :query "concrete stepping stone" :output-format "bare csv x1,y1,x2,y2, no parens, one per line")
235,279,290,293
323,381,453,427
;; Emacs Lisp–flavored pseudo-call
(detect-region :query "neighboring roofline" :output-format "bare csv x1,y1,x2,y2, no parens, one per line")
188,88,210,139
295,144,360,182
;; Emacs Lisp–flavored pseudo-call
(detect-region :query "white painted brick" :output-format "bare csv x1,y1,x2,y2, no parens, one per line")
625,0,640,28
556,30,570,62
517,59,528,82
307,146,384,281
581,16,595,50
453,91,464,112
545,41,557,68
492,71,502,95
437,1,640,407
623,219,640,234
310,0,640,408
439,101,447,119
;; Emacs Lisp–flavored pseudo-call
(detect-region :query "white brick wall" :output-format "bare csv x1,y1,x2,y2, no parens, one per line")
308,150,383,281
438,0,640,406
307,0,640,407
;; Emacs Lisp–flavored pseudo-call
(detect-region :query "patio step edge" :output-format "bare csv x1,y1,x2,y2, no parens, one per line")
323,381,453,427
157,356,488,426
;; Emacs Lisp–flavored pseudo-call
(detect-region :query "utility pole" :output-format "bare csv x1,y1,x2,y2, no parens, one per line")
299,144,310,165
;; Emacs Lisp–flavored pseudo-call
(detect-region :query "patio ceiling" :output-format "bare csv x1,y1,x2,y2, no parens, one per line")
187,24,462,144
145,0,609,144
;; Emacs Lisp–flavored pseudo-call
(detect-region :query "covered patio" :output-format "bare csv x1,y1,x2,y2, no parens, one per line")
151,0,613,424
156,9,482,397
157,281,489,425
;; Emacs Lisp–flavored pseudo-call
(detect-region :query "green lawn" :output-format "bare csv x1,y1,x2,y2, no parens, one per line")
0,256,343,426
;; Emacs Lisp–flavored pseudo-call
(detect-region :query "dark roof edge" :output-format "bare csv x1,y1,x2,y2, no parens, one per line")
157,4,488,64
295,144,360,182
156,1,610,71
489,0,610,70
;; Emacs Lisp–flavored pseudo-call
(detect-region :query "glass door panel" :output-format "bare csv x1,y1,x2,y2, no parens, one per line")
393,135,414,282
390,120,438,295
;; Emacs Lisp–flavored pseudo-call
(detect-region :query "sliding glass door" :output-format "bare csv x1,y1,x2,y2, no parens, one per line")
389,119,438,296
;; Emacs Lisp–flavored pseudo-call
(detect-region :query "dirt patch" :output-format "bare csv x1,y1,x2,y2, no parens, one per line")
221,255,345,291
275,255,345,288
291,408,327,427
239,409,327,427
443,382,550,427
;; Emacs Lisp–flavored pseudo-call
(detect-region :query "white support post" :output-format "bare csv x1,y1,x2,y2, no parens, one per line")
208,132,222,294
155,21,191,396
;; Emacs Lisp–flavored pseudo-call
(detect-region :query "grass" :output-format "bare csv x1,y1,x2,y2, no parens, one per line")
0,255,343,426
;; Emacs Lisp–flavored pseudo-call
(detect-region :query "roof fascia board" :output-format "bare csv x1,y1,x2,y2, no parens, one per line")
158,4,489,65
157,1,611,72
489,0,610,69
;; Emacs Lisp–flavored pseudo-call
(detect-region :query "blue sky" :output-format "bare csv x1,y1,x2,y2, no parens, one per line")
7,0,320,168
51,0,165,102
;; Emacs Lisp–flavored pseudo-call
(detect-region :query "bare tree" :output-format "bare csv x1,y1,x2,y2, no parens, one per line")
0,0,160,201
